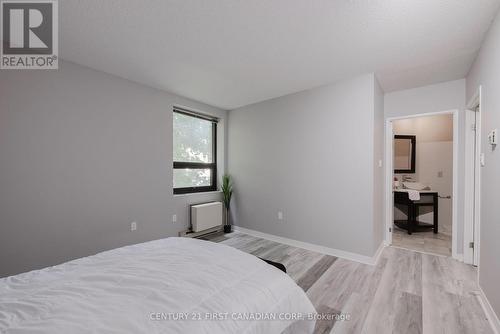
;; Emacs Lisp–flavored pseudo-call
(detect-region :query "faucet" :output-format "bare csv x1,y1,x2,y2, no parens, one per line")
402,175,413,182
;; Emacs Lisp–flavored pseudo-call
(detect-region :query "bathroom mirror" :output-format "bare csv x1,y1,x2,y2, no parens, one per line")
394,135,416,173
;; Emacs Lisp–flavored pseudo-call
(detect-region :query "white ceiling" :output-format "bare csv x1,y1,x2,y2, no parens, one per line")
60,0,500,110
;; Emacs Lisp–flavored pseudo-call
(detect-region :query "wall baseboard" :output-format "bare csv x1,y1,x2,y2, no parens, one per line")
372,241,385,265
476,286,500,334
233,226,384,266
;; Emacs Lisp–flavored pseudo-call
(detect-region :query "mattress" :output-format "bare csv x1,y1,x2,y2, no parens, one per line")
0,237,316,333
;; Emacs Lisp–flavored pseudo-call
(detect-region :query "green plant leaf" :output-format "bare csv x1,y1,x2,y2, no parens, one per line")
221,174,233,209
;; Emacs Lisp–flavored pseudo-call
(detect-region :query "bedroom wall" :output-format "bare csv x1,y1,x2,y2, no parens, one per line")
0,60,227,278
228,73,384,257
466,6,500,320
373,77,385,254
384,79,466,254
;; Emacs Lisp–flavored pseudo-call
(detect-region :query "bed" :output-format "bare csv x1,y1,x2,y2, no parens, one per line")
0,237,316,333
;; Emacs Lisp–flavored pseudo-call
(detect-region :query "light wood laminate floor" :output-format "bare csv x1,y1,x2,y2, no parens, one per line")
206,231,492,334
392,227,452,257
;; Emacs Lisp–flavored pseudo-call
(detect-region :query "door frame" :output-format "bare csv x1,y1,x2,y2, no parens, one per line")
384,110,459,260
464,86,482,265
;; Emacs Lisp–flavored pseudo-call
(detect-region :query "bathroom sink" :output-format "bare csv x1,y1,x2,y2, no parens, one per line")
403,182,427,190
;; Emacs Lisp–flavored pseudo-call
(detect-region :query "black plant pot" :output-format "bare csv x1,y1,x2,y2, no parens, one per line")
223,225,232,233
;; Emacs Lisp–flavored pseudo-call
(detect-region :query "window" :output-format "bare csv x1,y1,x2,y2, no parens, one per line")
173,108,217,194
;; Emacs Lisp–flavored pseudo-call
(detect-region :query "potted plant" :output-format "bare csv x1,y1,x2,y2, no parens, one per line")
221,174,233,233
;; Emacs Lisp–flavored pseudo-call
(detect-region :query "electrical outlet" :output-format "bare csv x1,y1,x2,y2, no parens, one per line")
278,211,284,221
130,221,137,231
172,214,177,223
437,171,443,178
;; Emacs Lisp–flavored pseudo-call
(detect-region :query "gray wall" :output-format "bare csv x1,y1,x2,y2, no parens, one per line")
466,7,500,319
228,74,384,257
0,60,227,277
373,77,385,252
384,79,466,254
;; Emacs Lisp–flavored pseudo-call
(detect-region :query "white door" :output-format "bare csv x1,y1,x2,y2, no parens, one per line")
464,108,480,265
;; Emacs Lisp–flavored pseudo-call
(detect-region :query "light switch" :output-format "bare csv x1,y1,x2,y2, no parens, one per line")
278,211,283,220
488,129,498,146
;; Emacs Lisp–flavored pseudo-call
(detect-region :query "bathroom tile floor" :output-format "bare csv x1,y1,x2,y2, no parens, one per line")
392,227,452,257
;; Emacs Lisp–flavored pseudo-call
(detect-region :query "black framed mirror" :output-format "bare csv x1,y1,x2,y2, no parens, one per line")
394,135,416,174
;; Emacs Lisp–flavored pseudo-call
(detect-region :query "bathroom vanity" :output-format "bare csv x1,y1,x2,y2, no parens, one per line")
394,190,438,235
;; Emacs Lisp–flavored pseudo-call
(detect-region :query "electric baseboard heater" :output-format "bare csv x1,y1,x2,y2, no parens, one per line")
190,201,223,233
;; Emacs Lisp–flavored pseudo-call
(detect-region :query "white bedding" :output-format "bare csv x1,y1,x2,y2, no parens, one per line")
0,237,316,333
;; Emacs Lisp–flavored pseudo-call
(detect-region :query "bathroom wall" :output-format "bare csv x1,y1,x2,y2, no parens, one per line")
393,114,454,235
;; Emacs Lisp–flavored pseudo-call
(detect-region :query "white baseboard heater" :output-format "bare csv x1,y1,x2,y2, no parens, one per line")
191,201,223,233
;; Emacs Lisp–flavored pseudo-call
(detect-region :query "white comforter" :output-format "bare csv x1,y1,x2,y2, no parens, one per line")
0,237,316,333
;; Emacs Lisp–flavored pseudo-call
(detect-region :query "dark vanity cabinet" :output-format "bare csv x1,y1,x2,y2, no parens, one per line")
394,191,438,235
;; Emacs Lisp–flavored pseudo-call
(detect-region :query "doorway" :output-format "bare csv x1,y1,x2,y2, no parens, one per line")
385,110,459,259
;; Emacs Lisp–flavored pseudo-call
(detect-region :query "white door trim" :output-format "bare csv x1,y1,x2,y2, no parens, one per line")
384,109,459,260
384,120,394,245
464,86,482,266
464,109,476,264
